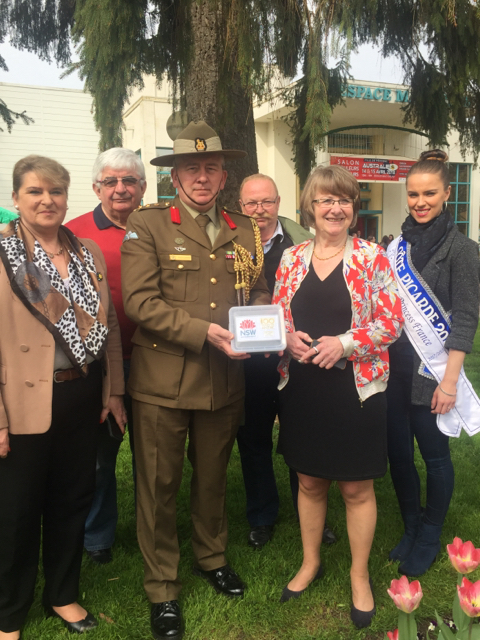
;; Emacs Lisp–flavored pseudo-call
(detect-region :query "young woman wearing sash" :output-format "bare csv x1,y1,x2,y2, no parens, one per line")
387,150,480,577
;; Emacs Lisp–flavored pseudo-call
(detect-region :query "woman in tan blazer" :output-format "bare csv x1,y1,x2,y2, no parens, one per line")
0,156,125,640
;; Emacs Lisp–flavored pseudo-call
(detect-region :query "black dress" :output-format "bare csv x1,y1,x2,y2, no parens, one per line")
278,262,387,481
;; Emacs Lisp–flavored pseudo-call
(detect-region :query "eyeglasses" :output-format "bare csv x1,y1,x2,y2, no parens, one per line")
97,176,142,188
312,198,354,209
241,198,278,212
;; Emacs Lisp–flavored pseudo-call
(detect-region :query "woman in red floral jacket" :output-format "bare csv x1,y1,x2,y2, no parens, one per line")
272,165,403,628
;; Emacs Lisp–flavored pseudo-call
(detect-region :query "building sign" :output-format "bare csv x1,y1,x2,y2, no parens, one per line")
331,156,416,182
341,84,409,103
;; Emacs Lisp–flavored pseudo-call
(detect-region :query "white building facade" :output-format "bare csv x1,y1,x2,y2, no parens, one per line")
0,82,100,221
1,78,478,242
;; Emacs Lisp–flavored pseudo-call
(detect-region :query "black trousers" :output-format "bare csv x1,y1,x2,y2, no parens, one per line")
0,361,102,632
237,354,300,526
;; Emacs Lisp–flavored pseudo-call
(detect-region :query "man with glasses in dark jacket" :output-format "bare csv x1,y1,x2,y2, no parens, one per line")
237,174,336,550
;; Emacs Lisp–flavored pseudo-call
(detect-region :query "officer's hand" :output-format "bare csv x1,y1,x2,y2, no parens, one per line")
206,323,250,360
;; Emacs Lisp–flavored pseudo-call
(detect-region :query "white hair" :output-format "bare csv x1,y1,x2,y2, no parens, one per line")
92,147,146,183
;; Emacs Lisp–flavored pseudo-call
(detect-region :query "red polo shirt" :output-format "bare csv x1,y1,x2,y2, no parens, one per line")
66,204,136,359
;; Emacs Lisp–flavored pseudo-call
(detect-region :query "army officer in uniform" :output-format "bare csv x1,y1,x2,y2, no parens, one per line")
121,121,270,640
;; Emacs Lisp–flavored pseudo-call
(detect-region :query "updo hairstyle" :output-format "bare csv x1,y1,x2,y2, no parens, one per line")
300,165,361,229
406,149,450,190
13,155,70,195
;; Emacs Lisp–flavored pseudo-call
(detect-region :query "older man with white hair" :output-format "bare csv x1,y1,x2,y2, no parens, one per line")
66,147,147,564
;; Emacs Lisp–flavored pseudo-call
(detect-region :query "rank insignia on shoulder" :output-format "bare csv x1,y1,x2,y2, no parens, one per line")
170,207,181,224
123,231,139,243
195,137,207,151
221,210,237,230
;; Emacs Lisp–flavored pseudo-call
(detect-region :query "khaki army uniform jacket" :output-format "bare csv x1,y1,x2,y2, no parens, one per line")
121,197,270,411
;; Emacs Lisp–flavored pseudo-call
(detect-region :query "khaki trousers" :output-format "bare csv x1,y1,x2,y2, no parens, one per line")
133,399,243,603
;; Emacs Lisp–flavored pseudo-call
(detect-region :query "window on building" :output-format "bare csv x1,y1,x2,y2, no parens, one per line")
155,147,176,203
447,163,470,236
359,182,371,210
328,132,389,155
328,133,375,154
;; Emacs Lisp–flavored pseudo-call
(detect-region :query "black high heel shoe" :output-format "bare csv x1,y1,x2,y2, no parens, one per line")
280,564,324,602
350,578,376,629
44,603,98,634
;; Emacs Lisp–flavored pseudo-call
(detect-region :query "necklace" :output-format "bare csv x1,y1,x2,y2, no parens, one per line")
45,247,64,259
30,232,64,259
313,240,347,261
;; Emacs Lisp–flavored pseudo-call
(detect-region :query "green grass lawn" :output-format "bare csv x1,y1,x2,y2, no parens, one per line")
22,329,480,639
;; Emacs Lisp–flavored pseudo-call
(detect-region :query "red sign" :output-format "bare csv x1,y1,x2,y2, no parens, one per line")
330,156,416,182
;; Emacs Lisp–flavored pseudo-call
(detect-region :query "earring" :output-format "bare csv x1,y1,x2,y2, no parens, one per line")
14,205,19,210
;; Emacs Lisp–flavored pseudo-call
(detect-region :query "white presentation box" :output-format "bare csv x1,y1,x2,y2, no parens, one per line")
229,304,287,353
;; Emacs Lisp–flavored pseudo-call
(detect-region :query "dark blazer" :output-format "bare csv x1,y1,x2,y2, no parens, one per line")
410,226,479,405
263,217,313,292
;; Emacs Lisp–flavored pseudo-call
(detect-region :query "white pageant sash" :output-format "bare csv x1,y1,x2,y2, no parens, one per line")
387,237,480,437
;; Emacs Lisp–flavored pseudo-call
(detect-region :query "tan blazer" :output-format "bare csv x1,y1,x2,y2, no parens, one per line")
0,237,124,434
121,198,271,411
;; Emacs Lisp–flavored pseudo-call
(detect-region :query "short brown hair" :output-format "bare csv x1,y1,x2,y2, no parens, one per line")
239,173,279,200
13,155,70,194
300,165,360,228
407,149,450,190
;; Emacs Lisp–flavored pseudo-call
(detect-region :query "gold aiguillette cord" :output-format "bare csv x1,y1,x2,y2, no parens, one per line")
233,219,264,306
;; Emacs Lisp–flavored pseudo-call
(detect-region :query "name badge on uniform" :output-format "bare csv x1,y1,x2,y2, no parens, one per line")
169,254,192,261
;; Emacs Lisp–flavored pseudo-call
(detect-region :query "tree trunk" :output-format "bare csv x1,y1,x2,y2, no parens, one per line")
185,0,258,211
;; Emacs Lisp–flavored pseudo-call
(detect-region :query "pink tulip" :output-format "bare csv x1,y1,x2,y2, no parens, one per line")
457,577,480,617
447,537,480,574
386,630,399,640
387,575,423,613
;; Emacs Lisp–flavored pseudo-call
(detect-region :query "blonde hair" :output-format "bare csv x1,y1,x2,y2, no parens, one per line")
13,155,70,194
300,165,360,228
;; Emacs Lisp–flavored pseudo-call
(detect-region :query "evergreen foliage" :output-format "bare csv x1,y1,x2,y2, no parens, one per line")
3,1,480,186
0,98,34,132
73,0,152,150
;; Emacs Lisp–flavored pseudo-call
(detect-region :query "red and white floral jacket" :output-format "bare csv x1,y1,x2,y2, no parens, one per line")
272,236,404,401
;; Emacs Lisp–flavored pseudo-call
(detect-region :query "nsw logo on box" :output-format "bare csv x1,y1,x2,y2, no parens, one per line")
239,318,257,337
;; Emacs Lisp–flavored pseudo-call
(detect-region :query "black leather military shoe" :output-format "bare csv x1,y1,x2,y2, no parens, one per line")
248,525,274,549
86,548,112,564
193,564,245,597
151,601,183,640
